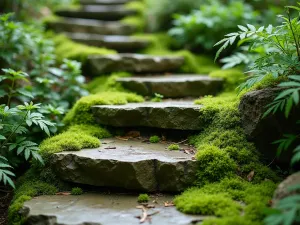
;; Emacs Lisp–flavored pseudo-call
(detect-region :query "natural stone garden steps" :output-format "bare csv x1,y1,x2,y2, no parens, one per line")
64,32,149,52
47,18,136,35
117,75,224,98
86,54,185,75
23,193,206,225
92,101,203,130
55,5,136,21
80,0,131,5
51,138,197,192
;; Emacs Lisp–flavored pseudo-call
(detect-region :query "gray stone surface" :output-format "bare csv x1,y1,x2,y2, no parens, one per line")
47,18,136,35
92,101,203,130
117,75,224,97
55,5,136,21
65,33,149,52
239,88,300,162
273,172,300,205
24,193,207,225
86,54,185,75
80,0,131,5
51,138,197,192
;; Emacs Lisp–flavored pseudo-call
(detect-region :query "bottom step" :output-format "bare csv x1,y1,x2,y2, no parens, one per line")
24,193,207,225
51,138,197,192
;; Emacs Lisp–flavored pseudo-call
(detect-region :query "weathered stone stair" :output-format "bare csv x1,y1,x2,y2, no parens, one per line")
26,1,226,223
47,17,136,35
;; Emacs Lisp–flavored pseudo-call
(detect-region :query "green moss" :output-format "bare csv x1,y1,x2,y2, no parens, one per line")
125,1,145,15
71,187,83,195
86,72,132,94
149,135,160,143
63,91,144,125
195,146,237,184
49,34,116,63
168,144,180,151
122,1,146,32
67,124,111,139
202,216,261,225
151,93,164,102
8,181,58,225
174,190,241,216
137,194,150,203
209,69,245,92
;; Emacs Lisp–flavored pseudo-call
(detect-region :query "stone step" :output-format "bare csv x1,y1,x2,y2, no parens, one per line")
86,54,185,75
47,18,136,35
117,75,224,98
92,101,203,130
55,5,136,21
80,0,132,5
50,138,197,192
24,193,205,225
65,32,149,52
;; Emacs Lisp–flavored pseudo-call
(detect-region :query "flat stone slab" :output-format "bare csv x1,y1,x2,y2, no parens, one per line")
65,33,149,52
80,0,131,5
86,54,185,75
55,5,136,21
24,193,207,225
51,138,197,192
117,75,224,97
92,101,203,130
47,18,136,35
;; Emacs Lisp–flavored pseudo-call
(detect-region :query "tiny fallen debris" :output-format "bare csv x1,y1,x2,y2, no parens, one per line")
135,205,159,224
55,192,71,196
247,171,255,182
164,201,175,207
104,147,116,150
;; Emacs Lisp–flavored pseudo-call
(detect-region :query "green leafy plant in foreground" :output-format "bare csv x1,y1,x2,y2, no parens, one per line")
151,93,164,102
0,69,54,188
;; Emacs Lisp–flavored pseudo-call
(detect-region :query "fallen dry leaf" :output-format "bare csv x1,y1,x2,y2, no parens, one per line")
116,136,129,141
164,201,175,207
55,192,71,196
247,171,255,182
104,147,116,150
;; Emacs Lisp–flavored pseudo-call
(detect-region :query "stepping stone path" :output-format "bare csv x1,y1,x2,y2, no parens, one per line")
29,1,225,224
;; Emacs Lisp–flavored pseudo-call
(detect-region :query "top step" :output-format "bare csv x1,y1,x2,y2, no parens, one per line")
80,0,132,5
55,5,136,21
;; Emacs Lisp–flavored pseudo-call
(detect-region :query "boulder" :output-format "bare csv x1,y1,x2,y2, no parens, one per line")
239,88,300,162
51,138,198,192
92,101,203,130
117,75,224,97
273,172,300,204
47,18,136,35
85,54,185,75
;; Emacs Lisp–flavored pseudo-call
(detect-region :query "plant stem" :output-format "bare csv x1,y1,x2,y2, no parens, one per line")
288,11,300,61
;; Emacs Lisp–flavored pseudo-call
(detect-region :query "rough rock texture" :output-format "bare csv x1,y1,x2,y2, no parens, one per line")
65,33,149,52
92,101,203,130
86,54,185,75
23,194,206,225
51,138,198,192
47,18,136,35
80,0,131,5
117,75,224,97
239,88,300,162
273,172,300,204
55,5,136,21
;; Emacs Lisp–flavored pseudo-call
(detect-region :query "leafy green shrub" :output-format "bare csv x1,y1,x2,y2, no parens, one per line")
137,194,150,203
71,187,83,195
168,144,180,151
145,0,203,32
169,0,257,52
149,135,160,143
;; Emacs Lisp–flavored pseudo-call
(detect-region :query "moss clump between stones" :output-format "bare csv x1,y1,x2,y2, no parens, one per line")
137,194,150,203
175,178,277,224
122,1,146,32
85,72,132,94
149,135,160,143
209,69,245,92
63,91,144,125
49,33,116,63
168,144,180,151
8,181,58,225
71,187,83,195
